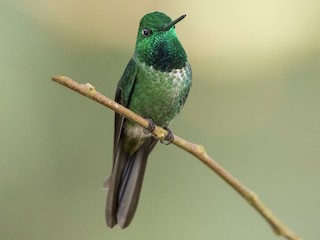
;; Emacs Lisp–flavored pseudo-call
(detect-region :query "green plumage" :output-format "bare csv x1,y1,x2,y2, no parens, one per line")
105,11,192,229
124,59,191,127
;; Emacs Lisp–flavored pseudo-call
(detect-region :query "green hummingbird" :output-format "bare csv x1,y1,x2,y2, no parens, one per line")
105,11,192,229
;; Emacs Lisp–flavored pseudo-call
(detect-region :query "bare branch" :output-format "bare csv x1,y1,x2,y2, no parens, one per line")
52,75,302,240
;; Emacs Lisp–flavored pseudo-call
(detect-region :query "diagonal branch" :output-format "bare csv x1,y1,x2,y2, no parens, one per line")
52,75,302,240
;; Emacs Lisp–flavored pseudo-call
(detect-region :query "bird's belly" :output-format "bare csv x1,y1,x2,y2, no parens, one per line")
128,63,191,127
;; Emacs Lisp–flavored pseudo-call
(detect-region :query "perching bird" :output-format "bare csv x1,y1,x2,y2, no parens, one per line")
105,11,192,229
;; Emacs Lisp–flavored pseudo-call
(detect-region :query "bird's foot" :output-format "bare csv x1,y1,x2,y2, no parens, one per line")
143,118,156,134
143,119,174,144
161,127,174,145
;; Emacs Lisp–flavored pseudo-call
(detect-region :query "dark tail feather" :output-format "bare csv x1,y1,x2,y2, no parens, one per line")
106,138,158,229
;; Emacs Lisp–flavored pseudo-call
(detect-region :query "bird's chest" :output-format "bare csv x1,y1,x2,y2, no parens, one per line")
128,63,191,127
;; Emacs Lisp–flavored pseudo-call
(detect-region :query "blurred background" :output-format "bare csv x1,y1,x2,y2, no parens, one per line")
1,0,319,239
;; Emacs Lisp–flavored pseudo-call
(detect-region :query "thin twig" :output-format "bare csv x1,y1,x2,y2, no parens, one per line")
52,75,302,240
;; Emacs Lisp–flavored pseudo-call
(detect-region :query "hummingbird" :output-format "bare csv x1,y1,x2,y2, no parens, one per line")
105,11,192,229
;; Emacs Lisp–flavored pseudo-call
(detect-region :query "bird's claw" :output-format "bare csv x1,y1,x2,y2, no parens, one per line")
143,119,174,144
143,118,156,134
161,127,174,145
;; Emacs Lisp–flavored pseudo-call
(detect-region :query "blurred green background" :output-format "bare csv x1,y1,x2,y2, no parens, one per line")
1,0,319,239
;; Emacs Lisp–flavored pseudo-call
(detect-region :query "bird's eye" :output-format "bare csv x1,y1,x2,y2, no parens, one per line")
142,28,152,37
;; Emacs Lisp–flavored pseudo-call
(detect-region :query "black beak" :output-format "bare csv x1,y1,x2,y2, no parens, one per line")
162,14,186,31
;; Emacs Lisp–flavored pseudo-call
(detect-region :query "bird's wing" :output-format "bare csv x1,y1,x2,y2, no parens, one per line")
113,58,138,159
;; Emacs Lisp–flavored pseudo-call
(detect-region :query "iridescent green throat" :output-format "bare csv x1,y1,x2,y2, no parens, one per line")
135,27,187,72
